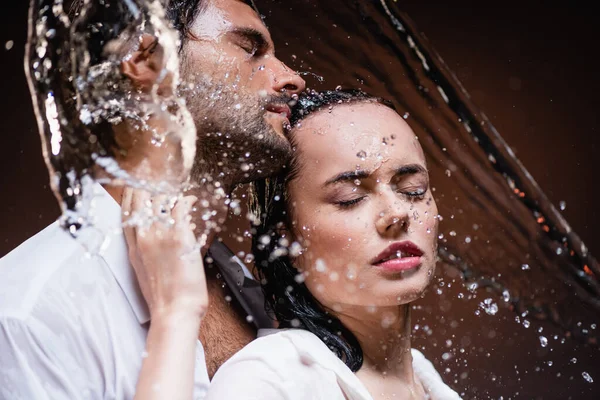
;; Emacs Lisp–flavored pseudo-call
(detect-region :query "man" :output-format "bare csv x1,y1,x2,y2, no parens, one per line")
0,0,304,398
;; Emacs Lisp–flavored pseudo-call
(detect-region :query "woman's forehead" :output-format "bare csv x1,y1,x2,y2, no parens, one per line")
292,102,425,169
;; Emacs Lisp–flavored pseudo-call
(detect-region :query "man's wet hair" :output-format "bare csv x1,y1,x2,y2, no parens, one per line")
70,0,258,48
250,89,397,372
69,0,205,49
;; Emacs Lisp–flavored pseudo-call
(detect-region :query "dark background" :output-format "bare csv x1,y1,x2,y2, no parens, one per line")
1,1,598,398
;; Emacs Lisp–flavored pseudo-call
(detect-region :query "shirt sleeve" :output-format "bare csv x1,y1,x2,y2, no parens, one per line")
0,316,98,400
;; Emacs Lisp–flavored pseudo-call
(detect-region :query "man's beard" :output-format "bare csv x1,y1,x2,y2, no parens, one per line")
181,71,292,187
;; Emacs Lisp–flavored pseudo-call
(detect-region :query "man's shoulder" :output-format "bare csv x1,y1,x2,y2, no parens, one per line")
0,220,111,320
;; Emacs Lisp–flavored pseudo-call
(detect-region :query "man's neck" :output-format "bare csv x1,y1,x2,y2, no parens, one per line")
104,184,125,206
102,180,232,258
104,177,254,375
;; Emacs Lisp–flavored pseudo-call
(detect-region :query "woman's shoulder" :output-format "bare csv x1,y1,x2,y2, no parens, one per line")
225,328,323,368
208,329,348,400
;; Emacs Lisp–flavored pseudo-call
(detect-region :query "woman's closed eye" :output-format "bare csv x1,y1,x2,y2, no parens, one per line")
335,196,367,209
334,186,427,209
401,187,427,199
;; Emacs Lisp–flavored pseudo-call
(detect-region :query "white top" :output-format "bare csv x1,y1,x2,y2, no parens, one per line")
208,329,461,400
0,185,210,400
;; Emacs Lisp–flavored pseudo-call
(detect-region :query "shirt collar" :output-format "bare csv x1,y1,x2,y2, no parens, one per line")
75,183,151,325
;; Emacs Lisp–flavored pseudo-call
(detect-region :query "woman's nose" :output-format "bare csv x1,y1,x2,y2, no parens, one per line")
375,195,410,238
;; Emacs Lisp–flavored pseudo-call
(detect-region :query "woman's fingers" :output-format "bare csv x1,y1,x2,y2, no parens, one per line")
172,195,197,223
122,187,138,253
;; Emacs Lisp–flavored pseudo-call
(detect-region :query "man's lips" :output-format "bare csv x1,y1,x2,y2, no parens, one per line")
265,103,291,119
370,241,424,265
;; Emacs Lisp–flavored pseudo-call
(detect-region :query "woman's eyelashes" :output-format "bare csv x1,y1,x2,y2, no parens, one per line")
333,187,427,210
335,196,367,209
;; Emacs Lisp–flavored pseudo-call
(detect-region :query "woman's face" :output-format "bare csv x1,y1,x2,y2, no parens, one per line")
287,102,438,312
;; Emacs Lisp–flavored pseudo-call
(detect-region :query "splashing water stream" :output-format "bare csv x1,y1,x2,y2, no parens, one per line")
26,0,195,232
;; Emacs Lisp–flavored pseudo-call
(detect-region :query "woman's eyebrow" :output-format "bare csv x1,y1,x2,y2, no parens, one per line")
323,169,370,187
394,164,428,176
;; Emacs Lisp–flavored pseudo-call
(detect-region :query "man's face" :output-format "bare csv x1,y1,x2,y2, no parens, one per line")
180,0,305,184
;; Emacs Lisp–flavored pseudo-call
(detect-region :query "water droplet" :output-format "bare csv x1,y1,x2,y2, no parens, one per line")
582,371,593,383
402,112,410,119
335,85,342,91
449,231,456,237
289,242,303,257
259,235,271,245
539,336,548,347
5,40,14,51
479,298,498,315
521,263,530,270
559,200,566,211
246,315,254,323
356,150,367,160
464,236,471,244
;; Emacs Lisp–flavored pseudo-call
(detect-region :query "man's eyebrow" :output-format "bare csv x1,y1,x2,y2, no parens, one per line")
228,27,271,51
324,170,371,187
394,164,428,176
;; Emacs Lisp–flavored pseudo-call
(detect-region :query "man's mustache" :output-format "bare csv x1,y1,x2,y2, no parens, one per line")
262,94,294,107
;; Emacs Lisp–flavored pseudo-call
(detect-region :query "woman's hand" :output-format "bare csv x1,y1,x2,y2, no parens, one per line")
122,187,208,400
122,187,208,320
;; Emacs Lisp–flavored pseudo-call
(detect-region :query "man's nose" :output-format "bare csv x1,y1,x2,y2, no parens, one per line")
269,58,306,95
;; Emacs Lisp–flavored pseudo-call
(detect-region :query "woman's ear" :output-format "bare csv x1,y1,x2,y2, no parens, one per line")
120,34,171,94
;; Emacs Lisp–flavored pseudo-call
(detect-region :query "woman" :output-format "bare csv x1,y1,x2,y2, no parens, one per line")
206,90,461,399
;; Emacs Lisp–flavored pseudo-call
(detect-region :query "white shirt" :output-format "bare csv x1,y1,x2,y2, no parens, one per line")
0,186,210,399
208,329,461,400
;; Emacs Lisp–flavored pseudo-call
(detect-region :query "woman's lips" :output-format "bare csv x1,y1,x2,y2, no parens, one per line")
371,241,424,272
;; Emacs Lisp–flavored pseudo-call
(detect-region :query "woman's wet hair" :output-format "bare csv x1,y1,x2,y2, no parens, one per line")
250,89,396,372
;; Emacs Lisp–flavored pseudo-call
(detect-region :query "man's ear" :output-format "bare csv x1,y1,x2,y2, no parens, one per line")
120,34,168,93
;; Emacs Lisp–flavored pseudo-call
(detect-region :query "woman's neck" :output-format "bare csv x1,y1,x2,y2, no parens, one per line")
337,304,414,379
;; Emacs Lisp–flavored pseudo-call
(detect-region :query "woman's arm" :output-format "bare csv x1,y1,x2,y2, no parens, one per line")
122,188,209,400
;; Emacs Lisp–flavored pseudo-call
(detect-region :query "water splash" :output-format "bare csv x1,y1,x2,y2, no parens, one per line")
26,0,195,232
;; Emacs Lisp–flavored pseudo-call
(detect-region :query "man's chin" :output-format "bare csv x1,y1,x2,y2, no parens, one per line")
265,110,293,134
